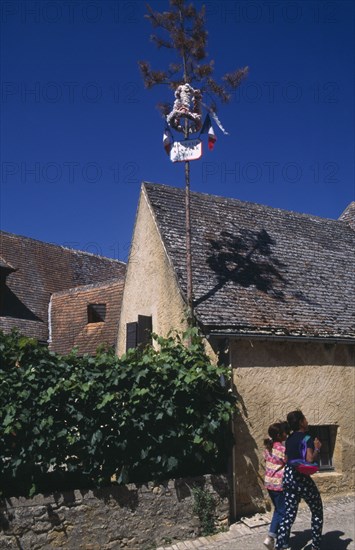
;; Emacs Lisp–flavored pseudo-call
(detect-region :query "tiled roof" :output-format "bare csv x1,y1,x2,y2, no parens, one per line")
0,256,16,272
339,202,355,231
50,279,124,355
0,231,126,343
143,183,355,340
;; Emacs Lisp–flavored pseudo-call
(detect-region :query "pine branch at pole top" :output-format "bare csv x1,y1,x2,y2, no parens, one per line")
139,0,248,328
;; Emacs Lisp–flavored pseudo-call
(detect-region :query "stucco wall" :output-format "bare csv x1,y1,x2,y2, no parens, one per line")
229,338,355,516
116,186,354,515
0,475,230,549
117,188,188,355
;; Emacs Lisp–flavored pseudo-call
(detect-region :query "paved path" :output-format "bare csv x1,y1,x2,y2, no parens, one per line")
157,496,355,550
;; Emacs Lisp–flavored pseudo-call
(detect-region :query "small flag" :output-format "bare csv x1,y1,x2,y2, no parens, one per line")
163,126,173,155
200,114,217,151
208,125,216,151
200,113,212,134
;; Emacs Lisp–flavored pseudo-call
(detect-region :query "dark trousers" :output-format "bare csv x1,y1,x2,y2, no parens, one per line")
268,489,286,537
275,464,323,550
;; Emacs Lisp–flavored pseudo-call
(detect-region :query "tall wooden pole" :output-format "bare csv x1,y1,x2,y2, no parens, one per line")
181,9,194,325
184,156,193,323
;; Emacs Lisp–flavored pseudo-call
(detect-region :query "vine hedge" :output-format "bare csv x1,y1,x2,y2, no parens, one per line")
0,328,236,497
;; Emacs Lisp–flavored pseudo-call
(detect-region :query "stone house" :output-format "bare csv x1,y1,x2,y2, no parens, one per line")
118,182,355,517
0,231,125,355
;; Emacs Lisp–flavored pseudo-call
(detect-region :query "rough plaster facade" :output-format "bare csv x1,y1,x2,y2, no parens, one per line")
230,338,355,515
117,186,355,516
117,189,188,355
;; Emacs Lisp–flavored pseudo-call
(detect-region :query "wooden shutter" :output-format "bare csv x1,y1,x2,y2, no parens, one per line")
137,315,152,347
126,322,138,351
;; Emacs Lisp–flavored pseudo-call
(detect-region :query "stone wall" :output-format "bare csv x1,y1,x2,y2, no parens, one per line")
0,474,230,550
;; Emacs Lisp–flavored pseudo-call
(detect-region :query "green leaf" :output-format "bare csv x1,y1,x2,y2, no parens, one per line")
167,456,178,471
91,430,103,446
0,327,236,497
117,466,129,484
96,393,115,409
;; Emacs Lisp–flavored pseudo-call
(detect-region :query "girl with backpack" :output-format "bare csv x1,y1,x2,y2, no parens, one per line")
275,410,323,550
263,422,287,550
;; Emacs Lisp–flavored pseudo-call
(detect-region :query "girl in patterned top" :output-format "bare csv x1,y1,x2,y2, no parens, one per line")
275,410,323,550
263,422,287,550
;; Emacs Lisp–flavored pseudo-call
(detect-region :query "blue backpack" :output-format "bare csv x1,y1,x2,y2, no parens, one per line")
289,434,320,476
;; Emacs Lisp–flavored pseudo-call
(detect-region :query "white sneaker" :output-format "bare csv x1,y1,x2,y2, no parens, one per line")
263,535,275,549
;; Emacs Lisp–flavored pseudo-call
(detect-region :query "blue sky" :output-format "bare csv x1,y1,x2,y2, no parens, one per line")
1,0,354,261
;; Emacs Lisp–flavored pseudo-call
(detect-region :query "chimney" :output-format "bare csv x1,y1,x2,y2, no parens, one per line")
338,202,355,231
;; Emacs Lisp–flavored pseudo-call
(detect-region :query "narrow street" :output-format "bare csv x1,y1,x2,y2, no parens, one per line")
157,496,355,550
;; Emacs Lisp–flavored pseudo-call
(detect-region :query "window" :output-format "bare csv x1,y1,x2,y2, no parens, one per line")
126,315,152,351
87,303,106,323
308,425,337,471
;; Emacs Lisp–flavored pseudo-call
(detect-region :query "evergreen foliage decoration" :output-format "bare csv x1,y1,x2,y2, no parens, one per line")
0,329,236,497
139,0,248,118
139,0,249,320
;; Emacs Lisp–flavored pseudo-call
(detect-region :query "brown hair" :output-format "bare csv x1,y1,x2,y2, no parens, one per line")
279,420,290,436
264,422,283,452
286,410,305,432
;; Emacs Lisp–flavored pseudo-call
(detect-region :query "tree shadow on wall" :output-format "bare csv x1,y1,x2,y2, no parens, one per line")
195,228,287,308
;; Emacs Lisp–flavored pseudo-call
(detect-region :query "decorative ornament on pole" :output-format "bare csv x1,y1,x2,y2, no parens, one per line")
164,87,224,162
166,83,202,134
162,84,230,326
170,139,202,163
140,1,247,327
163,126,173,155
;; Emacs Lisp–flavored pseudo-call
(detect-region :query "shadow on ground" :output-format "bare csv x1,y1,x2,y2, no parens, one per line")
290,528,353,549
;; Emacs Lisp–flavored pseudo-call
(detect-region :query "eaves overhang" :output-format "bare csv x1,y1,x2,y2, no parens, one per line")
206,331,355,345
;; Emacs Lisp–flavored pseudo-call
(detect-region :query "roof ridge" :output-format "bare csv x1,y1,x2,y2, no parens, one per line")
338,201,355,231
51,277,124,296
142,181,347,224
0,230,126,265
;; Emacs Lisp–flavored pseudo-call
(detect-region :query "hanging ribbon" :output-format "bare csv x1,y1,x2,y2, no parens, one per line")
202,102,229,135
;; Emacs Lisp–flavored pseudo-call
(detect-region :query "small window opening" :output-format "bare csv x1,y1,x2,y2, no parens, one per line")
308,425,337,471
87,303,106,323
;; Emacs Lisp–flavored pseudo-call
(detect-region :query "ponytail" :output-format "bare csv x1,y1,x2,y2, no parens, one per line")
264,422,284,452
264,437,273,452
